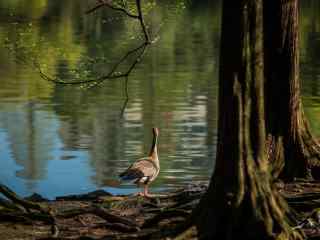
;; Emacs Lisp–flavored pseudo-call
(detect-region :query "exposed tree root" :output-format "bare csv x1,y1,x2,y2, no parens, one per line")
266,127,320,181
190,182,303,240
0,184,48,213
301,130,320,178
2,182,320,239
0,184,204,239
0,184,58,237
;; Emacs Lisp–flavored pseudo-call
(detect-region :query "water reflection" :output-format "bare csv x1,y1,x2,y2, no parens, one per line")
300,1,320,136
0,0,319,199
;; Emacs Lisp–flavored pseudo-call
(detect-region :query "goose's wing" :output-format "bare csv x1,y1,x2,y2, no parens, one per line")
119,157,158,183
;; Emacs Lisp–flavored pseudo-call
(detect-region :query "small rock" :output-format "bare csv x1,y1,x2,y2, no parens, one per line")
24,193,48,202
56,189,112,201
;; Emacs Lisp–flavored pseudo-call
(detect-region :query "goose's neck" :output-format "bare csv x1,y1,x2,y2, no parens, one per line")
149,134,158,161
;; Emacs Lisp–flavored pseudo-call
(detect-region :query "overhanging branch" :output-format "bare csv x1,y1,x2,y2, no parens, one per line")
36,0,153,87
85,0,139,19
35,41,149,88
136,0,150,43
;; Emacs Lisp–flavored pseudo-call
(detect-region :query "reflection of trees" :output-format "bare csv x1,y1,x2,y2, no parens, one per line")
300,0,320,97
0,0,48,21
51,83,127,185
0,102,57,190
306,30,320,97
90,112,125,185
303,20,320,97
300,0,320,136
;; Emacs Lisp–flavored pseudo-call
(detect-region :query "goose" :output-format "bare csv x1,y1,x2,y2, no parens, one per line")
119,128,160,197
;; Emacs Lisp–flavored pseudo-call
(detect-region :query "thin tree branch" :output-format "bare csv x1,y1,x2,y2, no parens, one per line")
98,41,148,81
86,0,139,19
35,41,148,87
136,0,150,43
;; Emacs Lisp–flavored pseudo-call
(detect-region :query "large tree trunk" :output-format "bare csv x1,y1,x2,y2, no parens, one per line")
188,1,301,239
264,0,320,180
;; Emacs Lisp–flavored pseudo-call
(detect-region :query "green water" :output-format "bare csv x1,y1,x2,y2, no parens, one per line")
0,0,319,199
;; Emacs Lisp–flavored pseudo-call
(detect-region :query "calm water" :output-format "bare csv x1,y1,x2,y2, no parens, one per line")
0,1,319,199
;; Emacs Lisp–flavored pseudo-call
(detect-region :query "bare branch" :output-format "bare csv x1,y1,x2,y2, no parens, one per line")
136,0,150,43
86,0,139,19
98,41,148,81
35,41,148,87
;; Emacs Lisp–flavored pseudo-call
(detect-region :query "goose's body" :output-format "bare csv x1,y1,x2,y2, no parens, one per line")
119,128,159,197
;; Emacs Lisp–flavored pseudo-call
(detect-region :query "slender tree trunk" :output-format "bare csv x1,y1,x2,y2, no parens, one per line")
264,0,320,180
187,1,302,239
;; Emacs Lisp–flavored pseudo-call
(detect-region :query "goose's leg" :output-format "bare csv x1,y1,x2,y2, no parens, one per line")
144,185,155,197
143,184,151,197
134,185,152,197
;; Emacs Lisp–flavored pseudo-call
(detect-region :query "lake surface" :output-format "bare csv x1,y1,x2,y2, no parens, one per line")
0,0,319,199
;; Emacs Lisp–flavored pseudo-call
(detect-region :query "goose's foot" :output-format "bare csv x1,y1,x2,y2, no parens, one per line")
143,192,154,198
134,186,153,197
133,192,154,197
133,186,154,198
143,186,156,198
133,192,144,197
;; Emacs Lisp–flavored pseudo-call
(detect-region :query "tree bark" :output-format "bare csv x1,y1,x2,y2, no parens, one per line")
264,0,320,180
189,0,302,239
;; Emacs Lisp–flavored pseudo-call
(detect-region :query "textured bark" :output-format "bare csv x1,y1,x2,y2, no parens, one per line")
191,1,302,239
264,0,320,180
